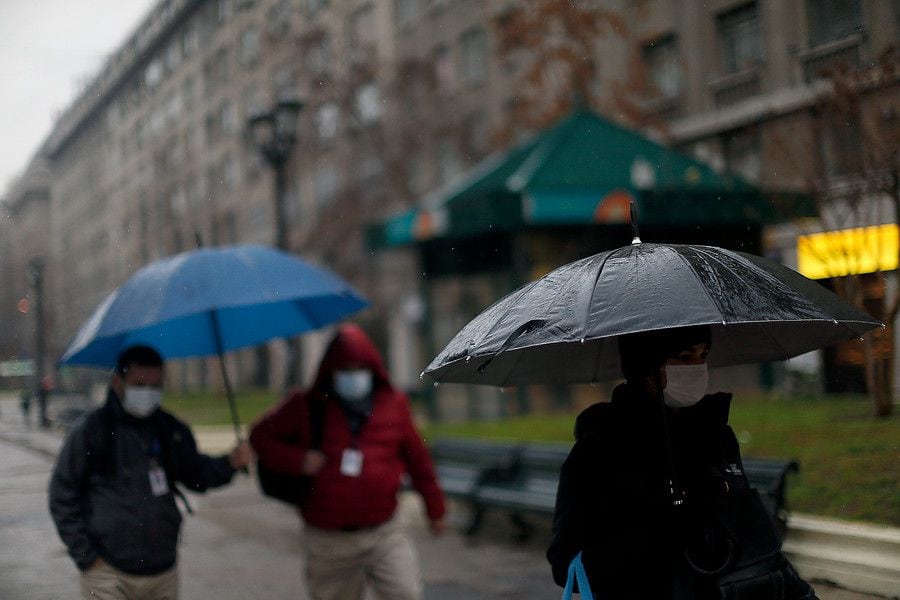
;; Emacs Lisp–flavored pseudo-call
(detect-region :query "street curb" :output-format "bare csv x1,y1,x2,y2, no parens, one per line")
785,514,900,599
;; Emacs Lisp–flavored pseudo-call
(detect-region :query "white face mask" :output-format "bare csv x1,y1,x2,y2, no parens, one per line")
123,386,163,418
663,363,708,408
333,369,374,402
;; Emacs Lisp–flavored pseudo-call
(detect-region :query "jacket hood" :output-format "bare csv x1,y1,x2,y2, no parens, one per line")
312,324,393,395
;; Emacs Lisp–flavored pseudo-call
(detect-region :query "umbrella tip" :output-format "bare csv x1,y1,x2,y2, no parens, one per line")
630,200,641,244
419,371,425,379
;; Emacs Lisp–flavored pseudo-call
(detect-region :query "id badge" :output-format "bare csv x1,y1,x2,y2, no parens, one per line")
149,465,170,496
340,448,364,477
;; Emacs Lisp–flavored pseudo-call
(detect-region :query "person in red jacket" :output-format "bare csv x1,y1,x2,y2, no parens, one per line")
250,323,446,600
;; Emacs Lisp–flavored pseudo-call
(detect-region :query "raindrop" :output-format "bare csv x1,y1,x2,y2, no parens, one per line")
465,356,471,362
832,319,839,325
580,338,586,344
499,386,507,393
418,371,425,379
721,320,726,325
432,382,440,388
738,430,751,444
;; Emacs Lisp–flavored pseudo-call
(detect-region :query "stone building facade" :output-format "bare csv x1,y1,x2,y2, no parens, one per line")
0,0,897,396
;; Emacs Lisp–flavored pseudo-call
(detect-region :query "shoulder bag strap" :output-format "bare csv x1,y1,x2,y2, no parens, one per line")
562,552,595,600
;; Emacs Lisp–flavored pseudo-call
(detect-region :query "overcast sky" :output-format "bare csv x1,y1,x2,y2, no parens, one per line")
0,0,156,194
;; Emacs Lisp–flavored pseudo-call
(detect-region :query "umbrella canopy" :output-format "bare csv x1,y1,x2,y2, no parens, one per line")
424,242,881,386
369,109,802,249
61,244,368,369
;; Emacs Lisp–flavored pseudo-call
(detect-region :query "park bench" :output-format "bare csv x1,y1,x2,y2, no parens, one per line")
430,438,800,540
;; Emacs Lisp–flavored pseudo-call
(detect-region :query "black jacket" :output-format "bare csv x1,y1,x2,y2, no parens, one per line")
547,383,816,599
48,391,236,575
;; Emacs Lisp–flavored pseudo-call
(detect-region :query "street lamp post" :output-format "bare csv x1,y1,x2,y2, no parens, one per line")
247,95,304,251
247,95,304,386
26,257,49,428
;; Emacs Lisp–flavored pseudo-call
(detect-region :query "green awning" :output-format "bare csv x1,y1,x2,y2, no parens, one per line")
372,109,798,248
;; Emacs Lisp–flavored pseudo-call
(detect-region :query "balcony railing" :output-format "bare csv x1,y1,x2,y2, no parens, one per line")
797,33,864,82
708,67,762,108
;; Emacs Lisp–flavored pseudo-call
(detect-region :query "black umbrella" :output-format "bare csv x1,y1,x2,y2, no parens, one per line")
424,240,882,386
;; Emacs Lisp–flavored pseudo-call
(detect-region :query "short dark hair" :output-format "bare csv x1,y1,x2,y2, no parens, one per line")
618,325,711,382
116,345,164,375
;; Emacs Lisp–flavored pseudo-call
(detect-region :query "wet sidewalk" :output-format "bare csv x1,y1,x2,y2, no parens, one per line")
0,395,887,599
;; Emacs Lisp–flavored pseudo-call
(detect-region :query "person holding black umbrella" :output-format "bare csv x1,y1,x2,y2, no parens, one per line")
48,345,251,600
547,325,818,599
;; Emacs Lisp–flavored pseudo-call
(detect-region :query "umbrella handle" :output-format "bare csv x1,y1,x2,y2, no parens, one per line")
654,372,684,507
208,310,248,475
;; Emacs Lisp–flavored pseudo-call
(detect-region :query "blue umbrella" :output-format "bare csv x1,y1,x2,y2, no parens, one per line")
61,244,368,436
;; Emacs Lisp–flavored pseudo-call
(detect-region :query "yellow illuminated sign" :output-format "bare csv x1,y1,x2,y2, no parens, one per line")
797,224,898,279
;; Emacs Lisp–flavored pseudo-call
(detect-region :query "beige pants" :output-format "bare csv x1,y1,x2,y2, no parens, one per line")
303,513,422,600
80,561,178,600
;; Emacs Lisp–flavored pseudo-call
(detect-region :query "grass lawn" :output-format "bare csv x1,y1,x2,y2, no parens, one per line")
166,389,897,526
423,394,900,527
164,389,281,428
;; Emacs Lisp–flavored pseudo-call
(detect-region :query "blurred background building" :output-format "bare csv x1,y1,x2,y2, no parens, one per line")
1,0,897,417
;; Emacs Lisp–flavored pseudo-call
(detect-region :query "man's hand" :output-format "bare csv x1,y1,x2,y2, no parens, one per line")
429,518,447,536
302,450,327,475
228,441,252,470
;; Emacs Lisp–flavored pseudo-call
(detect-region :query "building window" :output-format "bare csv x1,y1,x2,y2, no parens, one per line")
433,43,455,94
239,27,260,67
182,77,195,110
463,111,489,158
821,116,863,178
221,100,239,134
459,27,488,85
307,35,331,75
354,83,381,125
242,85,265,120
395,0,417,27
165,42,182,72
267,0,292,37
272,62,296,98
406,153,429,195
717,3,762,74
306,0,328,16
314,163,340,205
217,0,234,23
347,4,376,49
316,102,340,140
145,59,164,89
437,138,462,183
222,154,239,189
722,128,761,182
183,22,199,56
807,0,863,46
642,35,681,98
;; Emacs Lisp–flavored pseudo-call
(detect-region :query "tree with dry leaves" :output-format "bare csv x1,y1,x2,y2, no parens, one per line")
493,0,630,142
793,47,899,417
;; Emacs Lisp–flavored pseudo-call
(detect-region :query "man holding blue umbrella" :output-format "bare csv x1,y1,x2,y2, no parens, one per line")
49,345,251,600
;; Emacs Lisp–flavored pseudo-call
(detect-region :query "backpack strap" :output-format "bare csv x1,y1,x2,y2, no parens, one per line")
308,398,327,450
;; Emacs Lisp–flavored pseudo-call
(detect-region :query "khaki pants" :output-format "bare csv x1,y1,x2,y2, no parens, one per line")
303,513,422,600
80,561,178,600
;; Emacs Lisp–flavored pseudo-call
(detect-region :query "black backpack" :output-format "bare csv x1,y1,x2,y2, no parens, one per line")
256,399,326,506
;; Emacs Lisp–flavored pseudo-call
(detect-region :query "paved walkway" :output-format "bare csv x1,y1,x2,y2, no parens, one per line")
0,396,885,599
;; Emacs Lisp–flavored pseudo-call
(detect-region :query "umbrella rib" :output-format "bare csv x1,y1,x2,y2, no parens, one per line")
583,246,630,337
292,296,324,331
688,247,795,361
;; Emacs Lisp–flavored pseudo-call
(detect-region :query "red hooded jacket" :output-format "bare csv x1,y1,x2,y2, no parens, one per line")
250,324,445,530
